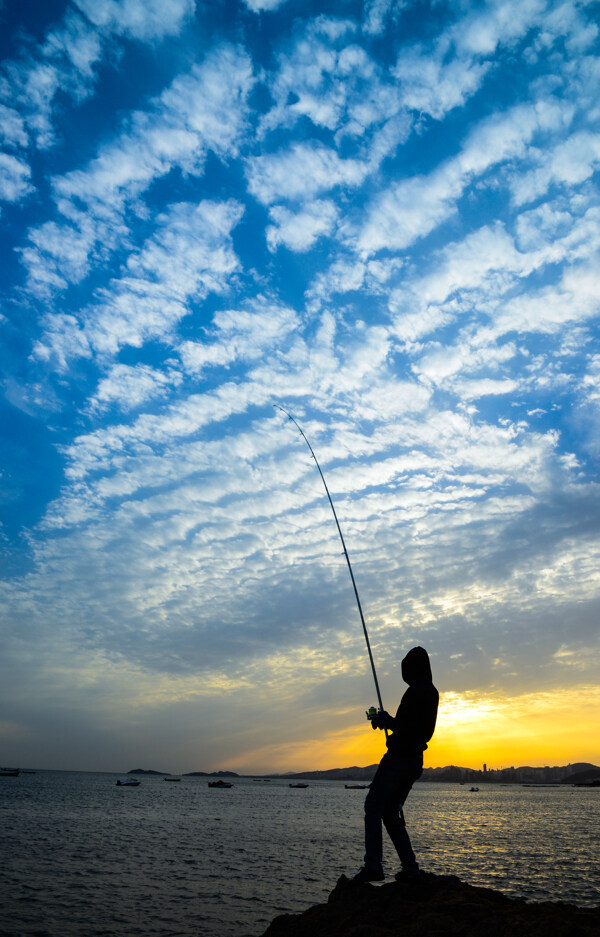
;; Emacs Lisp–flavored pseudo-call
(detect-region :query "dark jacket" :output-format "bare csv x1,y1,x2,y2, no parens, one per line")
383,646,439,759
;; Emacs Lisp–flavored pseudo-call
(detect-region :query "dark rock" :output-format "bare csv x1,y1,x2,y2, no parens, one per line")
261,872,600,937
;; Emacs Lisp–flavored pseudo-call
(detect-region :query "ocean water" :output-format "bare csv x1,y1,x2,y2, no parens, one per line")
1,771,599,937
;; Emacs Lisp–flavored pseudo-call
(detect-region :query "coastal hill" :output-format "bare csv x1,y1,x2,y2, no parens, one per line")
262,872,600,937
127,768,239,777
281,762,600,784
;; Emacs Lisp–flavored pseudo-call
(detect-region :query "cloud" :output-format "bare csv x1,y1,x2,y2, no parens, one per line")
266,199,338,251
42,9,104,84
511,130,600,206
53,48,251,210
355,170,462,256
0,152,33,203
354,99,573,255
491,260,600,339
384,209,600,396
32,199,244,369
90,364,183,413
246,142,368,205
0,104,28,148
362,0,398,37
0,11,103,150
414,338,518,386
392,49,489,120
260,19,388,136
13,395,592,708
20,218,98,290
180,298,299,374
385,222,542,344
0,0,196,172
242,0,289,11
535,0,599,54
305,253,404,312
22,44,253,296
30,314,92,372
387,0,557,125
258,15,413,173
73,0,196,41
451,0,547,57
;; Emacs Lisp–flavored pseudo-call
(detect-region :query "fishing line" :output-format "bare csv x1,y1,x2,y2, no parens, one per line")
275,405,386,724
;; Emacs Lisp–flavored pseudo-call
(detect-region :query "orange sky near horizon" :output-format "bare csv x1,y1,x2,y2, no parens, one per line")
226,685,600,775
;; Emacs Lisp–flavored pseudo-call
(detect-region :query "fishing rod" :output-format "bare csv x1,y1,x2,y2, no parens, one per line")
275,405,386,730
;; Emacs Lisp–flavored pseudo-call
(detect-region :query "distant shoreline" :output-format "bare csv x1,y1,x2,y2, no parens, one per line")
6,761,599,784
126,761,600,786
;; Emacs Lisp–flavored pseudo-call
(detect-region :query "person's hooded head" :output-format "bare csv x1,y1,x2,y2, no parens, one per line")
401,646,432,685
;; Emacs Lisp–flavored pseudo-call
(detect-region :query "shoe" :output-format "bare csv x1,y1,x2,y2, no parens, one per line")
351,866,385,884
394,867,420,883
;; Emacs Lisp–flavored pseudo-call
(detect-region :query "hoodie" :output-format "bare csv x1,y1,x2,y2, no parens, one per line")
384,646,439,759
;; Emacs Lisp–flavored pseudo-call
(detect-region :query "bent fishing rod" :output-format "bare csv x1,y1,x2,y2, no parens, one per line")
275,405,387,730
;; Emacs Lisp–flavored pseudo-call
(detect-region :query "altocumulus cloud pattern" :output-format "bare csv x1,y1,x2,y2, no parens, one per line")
1,0,600,773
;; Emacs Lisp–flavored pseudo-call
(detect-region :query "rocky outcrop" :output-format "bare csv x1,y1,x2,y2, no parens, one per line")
261,872,600,936
183,770,239,777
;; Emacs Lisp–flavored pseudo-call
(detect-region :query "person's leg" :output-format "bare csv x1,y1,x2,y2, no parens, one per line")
381,757,423,874
382,805,418,873
355,756,423,882
363,764,386,870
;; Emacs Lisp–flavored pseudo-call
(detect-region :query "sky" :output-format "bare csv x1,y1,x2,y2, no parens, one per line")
1,0,600,776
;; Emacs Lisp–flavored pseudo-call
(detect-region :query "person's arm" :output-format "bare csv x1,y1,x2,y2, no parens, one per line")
372,693,409,730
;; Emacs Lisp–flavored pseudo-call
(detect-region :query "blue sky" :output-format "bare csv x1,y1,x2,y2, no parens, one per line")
1,0,600,774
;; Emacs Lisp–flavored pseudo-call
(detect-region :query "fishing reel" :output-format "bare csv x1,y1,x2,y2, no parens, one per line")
366,706,378,729
366,707,388,731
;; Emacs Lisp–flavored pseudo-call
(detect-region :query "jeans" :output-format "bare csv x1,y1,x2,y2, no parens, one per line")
364,753,423,872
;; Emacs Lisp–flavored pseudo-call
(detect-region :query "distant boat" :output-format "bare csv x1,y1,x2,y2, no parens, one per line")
345,784,369,789
116,779,141,786
208,779,233,788
0,769,19,777
164,777,181,782
289,783,309,788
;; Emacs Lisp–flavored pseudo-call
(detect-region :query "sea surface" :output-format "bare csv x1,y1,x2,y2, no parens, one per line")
1,771,599,937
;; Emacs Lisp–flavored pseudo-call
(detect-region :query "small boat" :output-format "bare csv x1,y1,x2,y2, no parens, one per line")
0,769,19,777
345,784,369,789
164,777,181,782
116,778,141,786
208,779,233,788
289,783,309,788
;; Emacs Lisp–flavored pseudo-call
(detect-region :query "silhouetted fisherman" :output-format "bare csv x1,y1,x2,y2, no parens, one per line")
352,646,439,884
